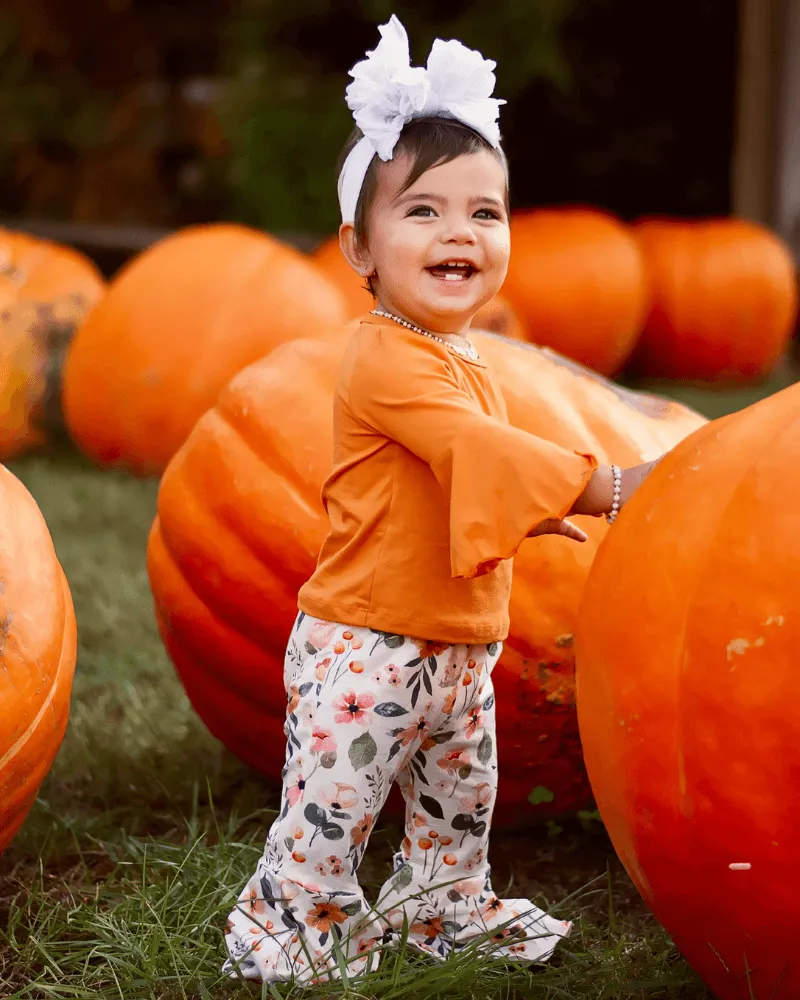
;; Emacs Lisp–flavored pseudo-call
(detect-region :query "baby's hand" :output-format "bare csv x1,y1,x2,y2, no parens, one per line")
528,518,588,543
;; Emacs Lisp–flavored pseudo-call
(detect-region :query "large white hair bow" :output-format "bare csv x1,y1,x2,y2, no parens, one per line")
337,15,505,224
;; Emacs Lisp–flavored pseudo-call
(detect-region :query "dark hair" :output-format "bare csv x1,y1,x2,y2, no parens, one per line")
336,116,509,296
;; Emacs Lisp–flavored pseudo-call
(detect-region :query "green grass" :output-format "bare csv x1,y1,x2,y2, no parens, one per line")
7,356,792,999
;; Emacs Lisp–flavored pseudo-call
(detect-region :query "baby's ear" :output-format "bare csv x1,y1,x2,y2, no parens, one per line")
339,223,375,278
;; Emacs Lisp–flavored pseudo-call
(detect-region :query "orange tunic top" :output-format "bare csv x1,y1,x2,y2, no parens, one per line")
298,315,597,643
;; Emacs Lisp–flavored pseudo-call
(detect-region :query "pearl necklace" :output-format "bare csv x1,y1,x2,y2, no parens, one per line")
371,309,479,360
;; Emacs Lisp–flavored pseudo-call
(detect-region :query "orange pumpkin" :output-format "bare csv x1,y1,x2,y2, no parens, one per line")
501,208,648,375
631,217,798,381
311,234,525,338
0,228,105,305
148,329,703,827
576,383,800,999
0,296,94,460
0,464,77,854
470,294,526,340
61,223,348,476
0,232,105,460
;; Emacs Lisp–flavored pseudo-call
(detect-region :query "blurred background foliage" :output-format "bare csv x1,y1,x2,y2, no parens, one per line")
0,0,736,237
217,0,573,232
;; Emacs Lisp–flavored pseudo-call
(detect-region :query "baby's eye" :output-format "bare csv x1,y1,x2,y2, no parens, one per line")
474,208,501,220
406,205,436,217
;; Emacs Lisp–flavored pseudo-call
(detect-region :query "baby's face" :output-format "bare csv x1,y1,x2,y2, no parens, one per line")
361,150,510,334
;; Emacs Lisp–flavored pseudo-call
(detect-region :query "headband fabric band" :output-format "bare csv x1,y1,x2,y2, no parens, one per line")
337,14,505,224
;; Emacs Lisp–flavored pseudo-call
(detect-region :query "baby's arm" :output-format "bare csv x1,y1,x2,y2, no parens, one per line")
569,457,664,518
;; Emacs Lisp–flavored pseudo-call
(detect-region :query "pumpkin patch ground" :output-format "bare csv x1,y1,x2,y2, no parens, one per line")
3,364,797,997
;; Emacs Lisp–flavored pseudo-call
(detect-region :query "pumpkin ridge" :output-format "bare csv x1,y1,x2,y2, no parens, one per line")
150,527,283,706
162,415,315,614
154,490,300,661
0,597,71,774
214,402,323,525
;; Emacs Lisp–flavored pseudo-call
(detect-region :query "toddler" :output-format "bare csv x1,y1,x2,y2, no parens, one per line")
224,14,658,984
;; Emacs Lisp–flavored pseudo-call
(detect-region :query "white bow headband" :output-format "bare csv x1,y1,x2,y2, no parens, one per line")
337,14,505,225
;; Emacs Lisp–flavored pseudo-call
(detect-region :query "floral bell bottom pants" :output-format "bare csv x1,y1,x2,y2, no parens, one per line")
223,613,571,984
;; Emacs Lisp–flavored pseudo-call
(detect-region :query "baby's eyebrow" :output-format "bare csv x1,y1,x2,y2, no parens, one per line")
392,191,442,205
393,192,505,207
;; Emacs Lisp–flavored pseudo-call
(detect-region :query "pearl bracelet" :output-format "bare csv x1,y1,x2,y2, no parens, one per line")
605,464,622,524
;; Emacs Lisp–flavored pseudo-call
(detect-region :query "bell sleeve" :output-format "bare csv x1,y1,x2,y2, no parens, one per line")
349,339,598,579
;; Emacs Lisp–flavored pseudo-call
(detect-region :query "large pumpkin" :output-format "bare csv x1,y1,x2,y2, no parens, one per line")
631,217,798,381
576,384,800,999
148,329,703,827
0,232,105,460
501,208,648,375
62,224,348,476
311,234,525,337
0,229,105,305
0,464,77,854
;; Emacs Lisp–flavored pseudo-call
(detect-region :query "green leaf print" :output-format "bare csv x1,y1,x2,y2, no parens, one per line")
451,813,474,831
487,642,499,656
304,803,325,825
418,793,444,820
477,732,492,765
374,702,409,717
369,629,406,652
322,823,345,840
342,901,363,917
349,732,378,770
391,864,413,892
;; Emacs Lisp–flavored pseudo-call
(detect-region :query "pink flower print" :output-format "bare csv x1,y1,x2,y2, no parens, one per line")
438,659,461,688
244,885,268,916
351,636,364,650
386,907,405,929
310,727,336,754
307,620,336,650
286,773,305,807
315,656,332,682
320,781,359,810
395,715,431,746
326,855,345,877
459,781,492,813
464,705,483,739
454,876,484,897
279,880,300,902
333,690,375,726
437,749,471,772
358,935,381,954
314,862,328,876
